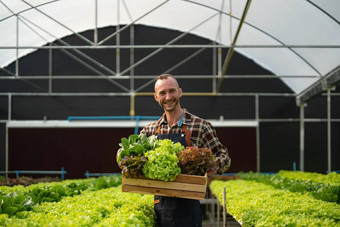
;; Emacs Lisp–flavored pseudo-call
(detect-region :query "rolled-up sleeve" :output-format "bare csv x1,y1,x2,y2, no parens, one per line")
201,122,231,174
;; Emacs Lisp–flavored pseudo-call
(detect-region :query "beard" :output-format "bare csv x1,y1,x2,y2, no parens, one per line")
160,97,179,112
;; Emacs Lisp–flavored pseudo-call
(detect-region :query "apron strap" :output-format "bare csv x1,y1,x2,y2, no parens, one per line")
155,125,191,147
182,124,191,147
155,125,161,135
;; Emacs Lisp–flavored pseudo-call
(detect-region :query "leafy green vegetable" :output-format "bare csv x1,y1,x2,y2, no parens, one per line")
210,179,340,226
239,171,340,203
116,134,159,163
0,186,156,227
278,170,340,186
177,146,216,176
142,139,183,182
0,175,122,216
118,155,147,178
0,192,33,216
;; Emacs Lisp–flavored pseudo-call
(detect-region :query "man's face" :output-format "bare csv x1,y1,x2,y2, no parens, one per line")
154,77,182,112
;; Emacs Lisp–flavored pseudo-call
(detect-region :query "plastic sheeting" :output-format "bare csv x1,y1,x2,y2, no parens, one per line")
0,0,339,94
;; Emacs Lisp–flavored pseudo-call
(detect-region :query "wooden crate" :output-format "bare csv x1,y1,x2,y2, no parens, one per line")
122,173,207,200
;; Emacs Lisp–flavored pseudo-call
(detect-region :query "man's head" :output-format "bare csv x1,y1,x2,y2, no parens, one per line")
154,74,182,113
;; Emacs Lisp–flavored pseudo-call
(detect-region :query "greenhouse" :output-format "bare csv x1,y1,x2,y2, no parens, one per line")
0,0,339,226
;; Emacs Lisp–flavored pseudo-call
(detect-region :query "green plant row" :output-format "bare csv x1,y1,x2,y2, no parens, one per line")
278,170,340,185
238,171,340,203
0,186,155,226
0,175,122,216
210,179,340,227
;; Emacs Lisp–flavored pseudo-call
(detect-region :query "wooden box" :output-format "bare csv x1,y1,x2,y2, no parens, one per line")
122,173,207,200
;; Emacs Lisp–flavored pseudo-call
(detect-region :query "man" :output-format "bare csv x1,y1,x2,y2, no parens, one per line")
140,74,231,226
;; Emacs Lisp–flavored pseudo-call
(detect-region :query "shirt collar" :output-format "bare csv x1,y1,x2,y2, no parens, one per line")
177,112,185,126
159,109,191,126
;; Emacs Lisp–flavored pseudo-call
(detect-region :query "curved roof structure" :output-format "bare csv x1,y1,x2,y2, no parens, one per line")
1,0,339,95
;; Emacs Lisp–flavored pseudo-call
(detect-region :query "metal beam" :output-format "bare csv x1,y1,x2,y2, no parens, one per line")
296,65,340,105
20,0,93,45
97,0,169,45
119,12,219,77
1,44,339,50
0,74,319,80
217,0,252,92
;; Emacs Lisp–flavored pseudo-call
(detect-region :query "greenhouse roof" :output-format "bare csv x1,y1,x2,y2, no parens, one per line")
0,0,339,97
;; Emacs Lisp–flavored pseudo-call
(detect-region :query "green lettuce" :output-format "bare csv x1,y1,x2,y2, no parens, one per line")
116,134,158,163
142,139,183,182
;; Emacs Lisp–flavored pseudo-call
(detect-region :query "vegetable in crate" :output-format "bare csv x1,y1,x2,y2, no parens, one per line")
117,134,159,177
177,146,217,176
119,155,147,178
116,134,158,163
142,139,183,182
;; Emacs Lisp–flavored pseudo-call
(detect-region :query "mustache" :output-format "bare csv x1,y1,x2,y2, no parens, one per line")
162,98,176,104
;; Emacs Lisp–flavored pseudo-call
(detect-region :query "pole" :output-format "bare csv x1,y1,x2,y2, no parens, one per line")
299,104,306,171
223,187,227,226
327,88,332,172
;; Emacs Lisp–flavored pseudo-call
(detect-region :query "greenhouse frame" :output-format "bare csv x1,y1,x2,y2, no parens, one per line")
0,0,339,179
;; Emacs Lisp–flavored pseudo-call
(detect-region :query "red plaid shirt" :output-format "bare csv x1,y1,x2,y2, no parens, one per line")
140,109,231,174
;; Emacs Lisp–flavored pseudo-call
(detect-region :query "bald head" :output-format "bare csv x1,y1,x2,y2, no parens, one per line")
154,74,179,92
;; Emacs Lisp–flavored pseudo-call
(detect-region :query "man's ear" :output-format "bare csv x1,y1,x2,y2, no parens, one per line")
179,88,183,97
154,93,158,101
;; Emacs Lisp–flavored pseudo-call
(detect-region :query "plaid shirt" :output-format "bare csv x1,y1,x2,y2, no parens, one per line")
140,109,231,174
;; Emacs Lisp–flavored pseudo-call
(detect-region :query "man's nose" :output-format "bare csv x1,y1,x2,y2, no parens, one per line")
165,92,171,99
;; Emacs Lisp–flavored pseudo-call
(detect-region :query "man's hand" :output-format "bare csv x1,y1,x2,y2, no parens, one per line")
116,148,123,162
207,160,218,176
207,170,217,176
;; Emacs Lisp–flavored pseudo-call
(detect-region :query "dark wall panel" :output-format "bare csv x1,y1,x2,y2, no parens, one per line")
11,96,130,120
52,79,130,93
332,96,340,118
0,123,5,171
8,128,134,179
304,92,340,119
260,122,340,173
134,96,164,117
181,96,255,120
0,97,8,119
260,122,300,172
305,96,327,118
0,79,48,93
304,122,340,172
215,127,257,173
8,126,256,178
304,123,327,172
332,123,340,170
135,96,255,120
259,96,299,119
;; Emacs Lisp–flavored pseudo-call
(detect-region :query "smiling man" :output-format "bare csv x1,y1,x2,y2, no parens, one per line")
154,74,183,125
140,74,231,227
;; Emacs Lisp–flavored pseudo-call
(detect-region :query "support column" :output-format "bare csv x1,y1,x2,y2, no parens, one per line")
94,0,98,44
327,87,333,172
116,0,120,75
255,94,260,172
16,16,19,76
299,103,306,171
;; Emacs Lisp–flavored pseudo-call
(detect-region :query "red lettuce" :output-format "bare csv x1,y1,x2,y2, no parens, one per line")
177,146,217,176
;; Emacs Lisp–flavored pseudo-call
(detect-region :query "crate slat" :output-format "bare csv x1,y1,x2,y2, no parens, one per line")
122,184,206,200
122,173,207,200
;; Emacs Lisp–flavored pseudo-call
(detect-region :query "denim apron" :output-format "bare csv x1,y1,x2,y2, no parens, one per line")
154,124,202,227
